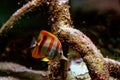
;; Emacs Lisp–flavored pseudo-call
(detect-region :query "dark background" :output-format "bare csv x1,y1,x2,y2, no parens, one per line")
0,0,120,69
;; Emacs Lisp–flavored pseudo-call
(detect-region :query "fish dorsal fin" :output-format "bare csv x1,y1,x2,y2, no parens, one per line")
40,30,59,41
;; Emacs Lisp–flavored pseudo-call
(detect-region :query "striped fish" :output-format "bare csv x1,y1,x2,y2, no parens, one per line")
31,30,67,62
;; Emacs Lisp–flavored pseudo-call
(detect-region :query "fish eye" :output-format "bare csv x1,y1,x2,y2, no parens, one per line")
43,35,47,39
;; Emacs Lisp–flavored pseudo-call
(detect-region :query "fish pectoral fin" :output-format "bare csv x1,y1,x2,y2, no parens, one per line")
41,57,50,62
32,45,40,58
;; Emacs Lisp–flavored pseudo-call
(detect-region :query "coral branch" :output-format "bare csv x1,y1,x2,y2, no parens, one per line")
105,58,120,79
58,28,110,79
0,62,47,80
0,0,46,34
48,0,73,32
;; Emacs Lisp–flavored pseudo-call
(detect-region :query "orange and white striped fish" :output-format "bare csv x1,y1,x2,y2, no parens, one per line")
31,30,67,62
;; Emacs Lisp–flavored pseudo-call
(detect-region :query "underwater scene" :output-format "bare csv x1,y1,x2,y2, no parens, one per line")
0,0,120,80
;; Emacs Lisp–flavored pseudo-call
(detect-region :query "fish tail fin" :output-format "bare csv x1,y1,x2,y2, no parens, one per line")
61,54,68,61
60,48,68,61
